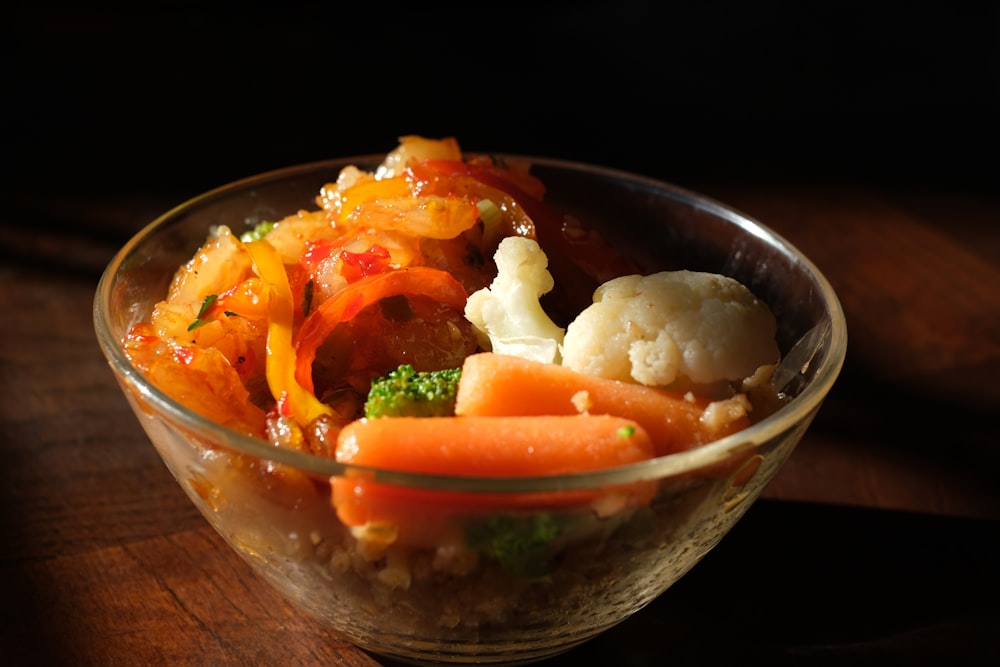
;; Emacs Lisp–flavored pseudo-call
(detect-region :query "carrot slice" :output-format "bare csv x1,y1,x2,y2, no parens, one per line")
455,353,751,456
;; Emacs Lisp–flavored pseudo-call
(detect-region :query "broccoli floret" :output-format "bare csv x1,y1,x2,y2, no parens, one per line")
464,513,563,580
363,364,462,418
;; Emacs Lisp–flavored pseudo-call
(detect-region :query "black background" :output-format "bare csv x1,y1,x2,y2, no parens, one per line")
5,2,998,200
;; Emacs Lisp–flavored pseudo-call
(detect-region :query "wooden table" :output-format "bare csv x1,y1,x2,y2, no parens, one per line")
1,180,998,666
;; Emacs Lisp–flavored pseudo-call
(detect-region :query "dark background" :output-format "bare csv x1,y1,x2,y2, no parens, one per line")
5,2,998,201
2,7,999,665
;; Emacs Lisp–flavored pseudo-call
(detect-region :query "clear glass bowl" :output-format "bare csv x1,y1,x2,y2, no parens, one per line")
94,155,846,665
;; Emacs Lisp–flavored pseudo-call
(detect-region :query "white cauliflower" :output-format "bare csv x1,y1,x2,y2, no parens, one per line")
561,271,779,387
464,236,565,364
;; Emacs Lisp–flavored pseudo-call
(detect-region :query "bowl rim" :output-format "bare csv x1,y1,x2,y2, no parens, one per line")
94,153,847,493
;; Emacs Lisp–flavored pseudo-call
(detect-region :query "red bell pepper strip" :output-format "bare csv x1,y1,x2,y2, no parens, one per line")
288,239,395,319
293,267,469,395
340,244,392,283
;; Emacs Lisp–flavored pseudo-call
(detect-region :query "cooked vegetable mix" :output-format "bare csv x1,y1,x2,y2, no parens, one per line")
122,135,782,578
454,352,752,456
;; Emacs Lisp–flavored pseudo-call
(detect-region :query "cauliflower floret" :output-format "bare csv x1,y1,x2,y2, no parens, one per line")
561,271,779,387
464,236,565,364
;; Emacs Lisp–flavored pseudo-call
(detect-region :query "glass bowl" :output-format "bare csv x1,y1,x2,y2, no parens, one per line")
94,154,846,665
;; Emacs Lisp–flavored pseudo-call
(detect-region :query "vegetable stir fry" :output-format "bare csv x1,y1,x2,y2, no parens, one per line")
123,135,780,487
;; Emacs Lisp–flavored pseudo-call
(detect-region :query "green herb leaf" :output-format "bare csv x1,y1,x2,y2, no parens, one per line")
187,294,219,331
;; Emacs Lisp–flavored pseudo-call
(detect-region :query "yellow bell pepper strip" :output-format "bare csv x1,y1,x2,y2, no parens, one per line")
244,239,333,426
293,267,469,395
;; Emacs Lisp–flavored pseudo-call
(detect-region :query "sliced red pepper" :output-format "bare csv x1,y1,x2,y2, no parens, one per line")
293,267,469,394
288,239,395,319
340,244,392,283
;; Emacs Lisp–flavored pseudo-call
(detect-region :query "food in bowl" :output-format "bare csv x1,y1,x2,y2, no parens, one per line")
95,136,846,664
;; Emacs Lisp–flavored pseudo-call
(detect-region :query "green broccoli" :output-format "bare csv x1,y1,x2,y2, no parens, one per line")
363,364,462,418
464,512,563,580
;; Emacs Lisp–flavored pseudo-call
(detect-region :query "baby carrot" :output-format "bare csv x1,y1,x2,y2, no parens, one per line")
454,353,751,456
331,414,656,530
335,414,654,476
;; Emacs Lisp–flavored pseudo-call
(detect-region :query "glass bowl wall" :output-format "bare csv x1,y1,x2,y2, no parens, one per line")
95,156,846,665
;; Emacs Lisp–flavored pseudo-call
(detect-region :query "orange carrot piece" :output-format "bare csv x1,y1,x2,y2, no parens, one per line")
332,414,656,530
331,473,656,537
455,353,751,456
335,414,654,476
